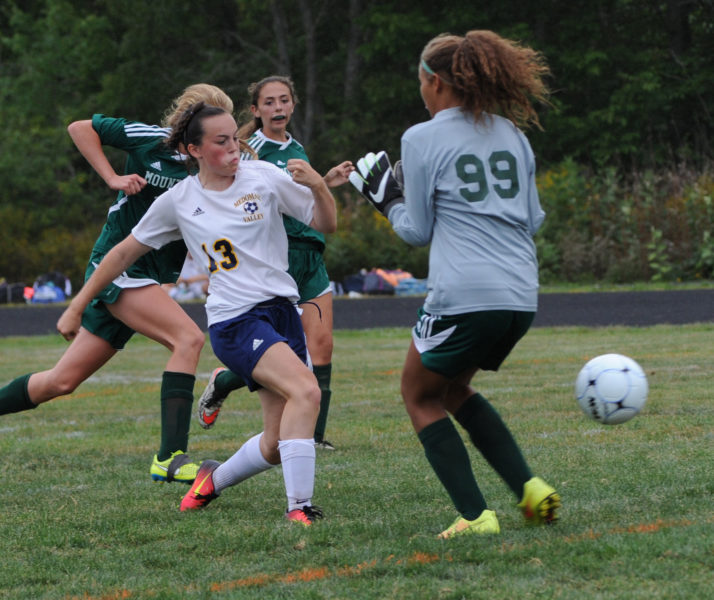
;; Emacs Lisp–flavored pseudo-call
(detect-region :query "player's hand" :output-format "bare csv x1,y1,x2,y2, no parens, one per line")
56,304,83,341
393,159,404,189
324,161,355,188
349,151,404,216
287,159,325,190
108,173,147,196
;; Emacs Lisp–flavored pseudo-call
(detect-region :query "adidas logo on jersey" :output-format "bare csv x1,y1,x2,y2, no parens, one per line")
192,207,205,216
150,161,162,170
252,339,264,351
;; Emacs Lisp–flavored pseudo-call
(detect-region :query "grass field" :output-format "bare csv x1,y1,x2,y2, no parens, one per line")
0,323,712,599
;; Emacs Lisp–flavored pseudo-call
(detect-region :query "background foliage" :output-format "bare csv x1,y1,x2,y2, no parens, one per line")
1,0,713,289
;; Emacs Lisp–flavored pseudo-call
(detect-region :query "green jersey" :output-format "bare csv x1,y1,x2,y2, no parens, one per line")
243,130,325,251
89,114,189,284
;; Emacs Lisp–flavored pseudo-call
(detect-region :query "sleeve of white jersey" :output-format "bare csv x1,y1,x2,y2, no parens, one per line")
268,164,315,225
132,187,183,249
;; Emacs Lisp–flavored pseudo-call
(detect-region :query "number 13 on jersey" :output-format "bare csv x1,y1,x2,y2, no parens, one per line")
201,239,239,273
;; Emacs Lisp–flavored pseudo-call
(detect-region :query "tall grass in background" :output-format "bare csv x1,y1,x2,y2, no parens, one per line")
535,159,714,284
324,160,714,287
0,323,712,599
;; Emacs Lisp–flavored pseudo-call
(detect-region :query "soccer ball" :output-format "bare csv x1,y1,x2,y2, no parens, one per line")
574,353,648,425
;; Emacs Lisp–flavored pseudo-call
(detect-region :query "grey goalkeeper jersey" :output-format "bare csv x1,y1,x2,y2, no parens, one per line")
388,108,545,315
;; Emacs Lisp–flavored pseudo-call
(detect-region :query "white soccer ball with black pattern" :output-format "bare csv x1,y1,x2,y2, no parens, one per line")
575,353,648,425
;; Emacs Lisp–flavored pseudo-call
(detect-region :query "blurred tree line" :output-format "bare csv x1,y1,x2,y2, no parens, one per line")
1,0,713,291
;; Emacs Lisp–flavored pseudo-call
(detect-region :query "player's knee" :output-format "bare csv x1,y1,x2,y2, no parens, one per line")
189,329,205,355
315,325,333,348
176,325,205,358
444,384,476,415
400,377,416,400
308,333,333,364
51,374,82,396
307,382,321,409
400,392,417,415
292,375,321,414
317,334,334,359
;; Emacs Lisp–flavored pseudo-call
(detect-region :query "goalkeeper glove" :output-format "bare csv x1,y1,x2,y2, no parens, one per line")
349,151,404,216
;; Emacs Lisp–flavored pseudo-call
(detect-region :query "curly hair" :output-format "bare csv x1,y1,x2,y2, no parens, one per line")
421,30,551,130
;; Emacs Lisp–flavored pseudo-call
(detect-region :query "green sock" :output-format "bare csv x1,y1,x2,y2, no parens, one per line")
454,393,532,497
158,371,195,461
0,374,37,415
215,369,246,397
313,363,332,442
418,417,486,520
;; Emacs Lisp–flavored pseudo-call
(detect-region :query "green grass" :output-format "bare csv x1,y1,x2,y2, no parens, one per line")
538,279,714,293
0,324,712,599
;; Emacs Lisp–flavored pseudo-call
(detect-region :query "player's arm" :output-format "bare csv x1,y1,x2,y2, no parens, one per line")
287,159,337,233
57,235,151,341
67,119,147,196
351,145,433,246
323,160,355,188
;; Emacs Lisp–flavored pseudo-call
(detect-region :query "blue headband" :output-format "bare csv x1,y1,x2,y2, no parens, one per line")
420,59,435,75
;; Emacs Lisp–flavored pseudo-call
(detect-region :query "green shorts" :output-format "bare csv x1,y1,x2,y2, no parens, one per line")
412,308,535,379
81,300,135,350
287,243,331,303
79,247,160,350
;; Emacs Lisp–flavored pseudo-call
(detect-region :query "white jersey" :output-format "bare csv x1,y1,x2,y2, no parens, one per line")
132,160,315,326
389,108,545,315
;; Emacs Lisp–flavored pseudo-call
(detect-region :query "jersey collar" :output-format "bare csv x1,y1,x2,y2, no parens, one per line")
255,129,294,151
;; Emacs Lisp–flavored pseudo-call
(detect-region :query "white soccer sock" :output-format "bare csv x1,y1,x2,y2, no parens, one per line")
212,432,274,494
278,438,316,512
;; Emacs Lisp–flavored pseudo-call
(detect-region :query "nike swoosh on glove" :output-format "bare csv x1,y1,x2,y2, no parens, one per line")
349,150,404,216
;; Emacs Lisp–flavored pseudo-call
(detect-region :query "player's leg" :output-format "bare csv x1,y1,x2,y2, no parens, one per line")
0,328,117,415
444,311,560,525
252,341,320,440
181,395,283,511
301,290,334,448
196,367,246,429
199,301,322,521
418,309,530,490
444,376,560,524
195,277,260,429
109,284,204,482
252,342,322,524
447,385,533,497
211,391,284,492
290,246,335,448
401,340,493,537
109,284,204,373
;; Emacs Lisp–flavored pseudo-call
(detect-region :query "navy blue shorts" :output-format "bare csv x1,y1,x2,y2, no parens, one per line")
209,297,308,392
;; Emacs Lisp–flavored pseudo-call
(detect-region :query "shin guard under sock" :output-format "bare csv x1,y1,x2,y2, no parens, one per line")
418,417,486,520
454,393,532,497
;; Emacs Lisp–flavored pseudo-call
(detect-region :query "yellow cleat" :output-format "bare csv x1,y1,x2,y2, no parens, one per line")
438,509,500,539
517,476,561,525
150,450,199,484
